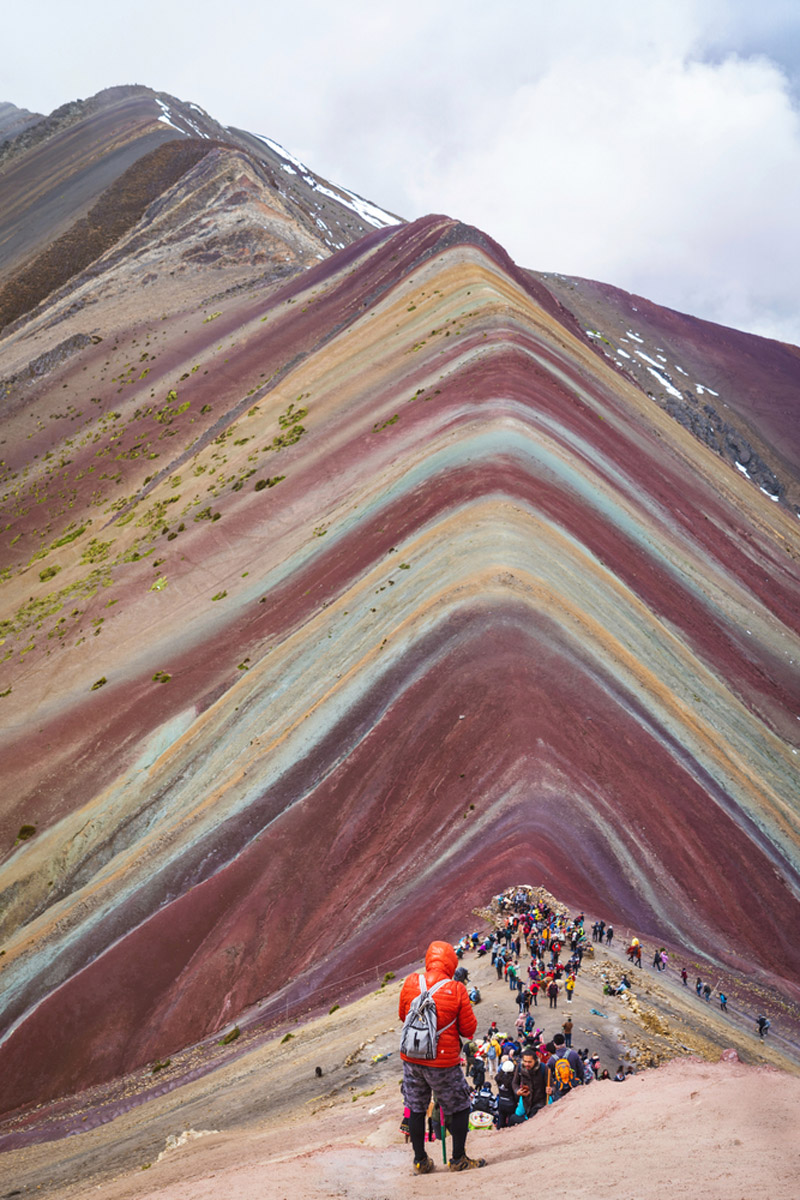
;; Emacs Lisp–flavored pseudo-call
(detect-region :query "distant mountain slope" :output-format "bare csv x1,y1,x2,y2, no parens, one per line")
0,101,43,144
0,91,798,1119
0,85,400,334
533,270,800,514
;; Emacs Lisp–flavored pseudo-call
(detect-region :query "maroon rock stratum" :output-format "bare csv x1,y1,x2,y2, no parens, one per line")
0,87,798,1123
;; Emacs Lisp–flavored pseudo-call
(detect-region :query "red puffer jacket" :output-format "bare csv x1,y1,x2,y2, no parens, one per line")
399,941,477,1068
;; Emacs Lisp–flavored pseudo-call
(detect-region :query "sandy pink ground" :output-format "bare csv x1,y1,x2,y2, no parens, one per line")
69,1058,797,1200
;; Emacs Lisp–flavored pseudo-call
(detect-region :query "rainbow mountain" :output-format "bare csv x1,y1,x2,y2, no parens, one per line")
0,85,798,1117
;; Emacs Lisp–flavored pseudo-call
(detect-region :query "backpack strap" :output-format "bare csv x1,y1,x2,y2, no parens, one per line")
417,974,457,1037
419,975,451,999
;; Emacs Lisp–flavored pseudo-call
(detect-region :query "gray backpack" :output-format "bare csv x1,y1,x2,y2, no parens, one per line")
400,973,456,1060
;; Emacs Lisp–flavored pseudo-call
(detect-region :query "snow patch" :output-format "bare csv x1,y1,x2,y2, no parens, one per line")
674,364,688,375
760,487,780,502
183,116,208,139
635,350,666,369
645,366,683,400
735,462,751,478
254,133,397,227
155,98,186,135
625,330,644,343
312,179,397,228
616,348,631,359
255,133,309,174
696,384,720,397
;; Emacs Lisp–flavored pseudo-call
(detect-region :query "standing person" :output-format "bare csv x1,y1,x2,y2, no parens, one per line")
562,1017,573,1049
681,968,688,987
606,925,614,945
757,1016,770,1038
719,993,728,1013
696,978,703,996
483,1036,499,1080
703,982,712,1003
464,1036,479,1077
513,1044,550,1116
399,941,486,1174
495,1061,519,1128
565,974,576,1004
548,980,559,1009
547,1034,587,1100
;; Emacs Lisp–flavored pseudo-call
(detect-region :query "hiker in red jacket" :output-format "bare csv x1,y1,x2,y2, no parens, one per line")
399,941,486,1175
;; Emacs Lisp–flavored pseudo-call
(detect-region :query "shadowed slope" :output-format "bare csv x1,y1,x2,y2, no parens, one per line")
0,204,798,1116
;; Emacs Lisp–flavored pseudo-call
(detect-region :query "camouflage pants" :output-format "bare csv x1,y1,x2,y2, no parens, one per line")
401,1060,472,1116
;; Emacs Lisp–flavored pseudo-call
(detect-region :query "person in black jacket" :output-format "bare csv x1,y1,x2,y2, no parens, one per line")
495,1061,519,1128
512,1045,550,1117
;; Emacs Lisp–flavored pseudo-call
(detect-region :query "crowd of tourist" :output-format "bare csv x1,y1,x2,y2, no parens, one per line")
398,885,775,1174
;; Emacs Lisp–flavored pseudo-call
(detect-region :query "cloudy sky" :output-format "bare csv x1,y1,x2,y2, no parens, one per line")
5,0,800,343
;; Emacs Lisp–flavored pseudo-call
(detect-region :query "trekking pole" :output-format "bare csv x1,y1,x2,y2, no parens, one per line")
440,1105,447,1165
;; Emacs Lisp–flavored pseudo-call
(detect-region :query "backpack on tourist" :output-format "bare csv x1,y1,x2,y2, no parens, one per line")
400,974,455,1060
553,1055,575,1092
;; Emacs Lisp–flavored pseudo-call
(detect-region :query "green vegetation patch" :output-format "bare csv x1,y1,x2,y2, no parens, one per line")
81,538,114,564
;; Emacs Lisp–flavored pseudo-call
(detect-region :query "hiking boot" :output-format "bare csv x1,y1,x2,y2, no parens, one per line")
414,1155,435,1175
448,1155,486,1172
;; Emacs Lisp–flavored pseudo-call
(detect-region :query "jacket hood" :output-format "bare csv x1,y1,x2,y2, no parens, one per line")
425,940,457,978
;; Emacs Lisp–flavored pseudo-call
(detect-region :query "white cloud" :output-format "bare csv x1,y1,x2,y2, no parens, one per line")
399,45,800,341
2,0,800,342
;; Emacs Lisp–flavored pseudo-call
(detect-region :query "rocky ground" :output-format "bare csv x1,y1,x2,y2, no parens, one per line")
2,896,798,1199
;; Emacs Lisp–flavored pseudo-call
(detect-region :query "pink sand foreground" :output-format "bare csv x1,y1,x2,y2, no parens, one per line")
69,1059,797,1200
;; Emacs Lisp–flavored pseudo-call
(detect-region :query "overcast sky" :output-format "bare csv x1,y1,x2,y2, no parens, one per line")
5,0,800,343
